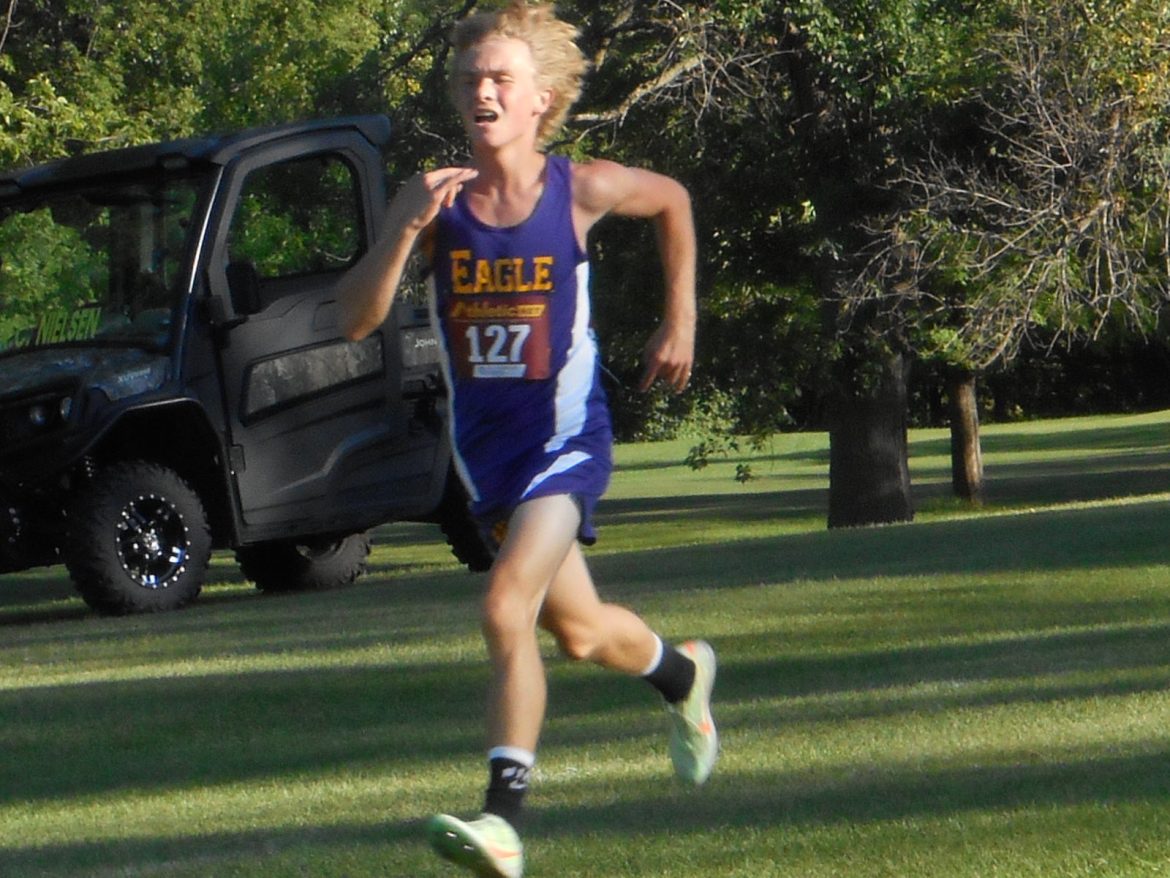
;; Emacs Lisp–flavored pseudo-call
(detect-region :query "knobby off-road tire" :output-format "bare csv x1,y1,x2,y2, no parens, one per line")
236,532,371,593
436,469,494,573
65,461,212,615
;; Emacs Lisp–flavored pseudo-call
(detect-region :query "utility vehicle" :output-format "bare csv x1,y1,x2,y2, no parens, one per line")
0,115,489,614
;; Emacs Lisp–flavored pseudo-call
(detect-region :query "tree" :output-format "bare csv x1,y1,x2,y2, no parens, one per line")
618,1,1027,525
583,0,1006,525
843,0,1170,504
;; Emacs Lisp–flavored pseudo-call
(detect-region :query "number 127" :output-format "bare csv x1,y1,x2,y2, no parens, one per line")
465,323,531,364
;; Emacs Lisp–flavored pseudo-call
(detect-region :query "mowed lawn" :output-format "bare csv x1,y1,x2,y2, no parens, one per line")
4,410,1170,877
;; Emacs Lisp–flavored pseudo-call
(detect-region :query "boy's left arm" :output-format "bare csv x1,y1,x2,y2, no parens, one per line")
573,161,697,393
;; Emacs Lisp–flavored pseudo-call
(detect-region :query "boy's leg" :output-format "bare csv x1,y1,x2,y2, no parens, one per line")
481,495,583,753
477,493,707,757
537,535,659,673
429,496,580,878
430,495,718,873
537,506,719,786
477,493,696,797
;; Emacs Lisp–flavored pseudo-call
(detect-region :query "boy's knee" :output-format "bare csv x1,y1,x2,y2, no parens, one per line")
557,633,596,663
543,618,598,663
481,578,539,643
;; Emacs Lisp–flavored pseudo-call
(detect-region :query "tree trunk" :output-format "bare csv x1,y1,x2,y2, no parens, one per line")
827,352,914,528
947,369,984,504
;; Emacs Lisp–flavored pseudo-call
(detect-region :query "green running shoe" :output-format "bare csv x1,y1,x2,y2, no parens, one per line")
427,812,524,878
667,639,719,785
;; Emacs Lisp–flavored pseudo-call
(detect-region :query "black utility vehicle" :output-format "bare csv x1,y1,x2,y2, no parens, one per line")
0,115,489,614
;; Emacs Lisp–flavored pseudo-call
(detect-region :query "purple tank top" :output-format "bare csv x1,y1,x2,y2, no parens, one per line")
428,155,613,523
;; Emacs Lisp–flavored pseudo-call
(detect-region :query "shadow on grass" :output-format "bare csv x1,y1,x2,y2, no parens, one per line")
6,478,1166,624
0,569,85,624
5,413,1170,619
541,612,1170,750
977,451,1170,506
0,818,423,878
6,417,1170,875
10,587,1170,811
4,472,1168,749
588,496,1170,597
16,749,1160,878
938,418,1170,457
3,581,1169,874
9,741,1170,877
529,743,1170,840
713,620,1170,713
0,582,273,628
0,540,477,625
0,661,487,806
599,486,829,527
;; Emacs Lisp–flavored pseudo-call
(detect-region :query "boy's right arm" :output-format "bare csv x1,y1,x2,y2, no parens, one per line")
338,167,477,341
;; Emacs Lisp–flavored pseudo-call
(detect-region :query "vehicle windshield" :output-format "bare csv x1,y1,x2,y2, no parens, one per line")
0,174,202,355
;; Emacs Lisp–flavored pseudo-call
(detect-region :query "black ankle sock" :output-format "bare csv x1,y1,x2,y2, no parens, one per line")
483,756,530,827
644,643,696,704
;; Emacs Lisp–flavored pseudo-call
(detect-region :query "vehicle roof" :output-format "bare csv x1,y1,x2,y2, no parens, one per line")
0,115,392,197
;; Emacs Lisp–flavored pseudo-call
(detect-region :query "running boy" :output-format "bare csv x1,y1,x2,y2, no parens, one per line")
338,3,716,875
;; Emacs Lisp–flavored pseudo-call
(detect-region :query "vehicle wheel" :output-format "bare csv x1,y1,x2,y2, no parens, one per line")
65,461,211,614
236,532,371,593
437,469,494,573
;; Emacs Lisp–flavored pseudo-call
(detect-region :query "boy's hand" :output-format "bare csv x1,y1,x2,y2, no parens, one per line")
640,321,695,393
392,167,479,233
338,166,477,342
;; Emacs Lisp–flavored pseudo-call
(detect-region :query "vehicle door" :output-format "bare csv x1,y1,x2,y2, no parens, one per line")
205,131,440,542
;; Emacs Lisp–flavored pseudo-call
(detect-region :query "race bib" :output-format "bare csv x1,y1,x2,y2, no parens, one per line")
447,294,551,380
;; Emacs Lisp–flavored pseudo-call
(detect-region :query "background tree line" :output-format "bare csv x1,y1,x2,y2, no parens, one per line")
2,0,1168,527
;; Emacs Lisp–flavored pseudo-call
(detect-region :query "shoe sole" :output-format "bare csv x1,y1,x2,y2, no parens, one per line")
428,817,521,878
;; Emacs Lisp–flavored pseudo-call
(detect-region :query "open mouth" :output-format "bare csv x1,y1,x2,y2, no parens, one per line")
474,110,499,124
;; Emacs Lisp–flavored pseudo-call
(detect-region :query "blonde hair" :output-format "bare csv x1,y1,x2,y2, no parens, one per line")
451,1,588,147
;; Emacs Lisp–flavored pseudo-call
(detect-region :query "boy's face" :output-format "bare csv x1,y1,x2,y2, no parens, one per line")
453,36,551,151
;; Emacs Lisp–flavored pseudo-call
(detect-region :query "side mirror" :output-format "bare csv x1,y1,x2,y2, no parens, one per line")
225,261,262,316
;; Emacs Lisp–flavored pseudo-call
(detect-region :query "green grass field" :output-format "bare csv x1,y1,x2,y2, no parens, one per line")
4,410,1170,877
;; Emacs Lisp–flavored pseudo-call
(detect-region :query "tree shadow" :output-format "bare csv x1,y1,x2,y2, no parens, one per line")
1,661,487,807
7,736,1170,876
529,745,1170,842
0,818,421,878
586,495,1170,595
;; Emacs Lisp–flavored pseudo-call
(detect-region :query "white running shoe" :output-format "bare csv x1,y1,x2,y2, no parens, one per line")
667,639,719,785
427,812,524,878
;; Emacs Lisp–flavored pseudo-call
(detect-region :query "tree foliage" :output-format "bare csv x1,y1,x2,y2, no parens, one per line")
0,0,452,166
0,207,100,346
844,0,1170,372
